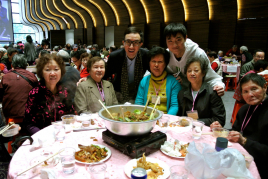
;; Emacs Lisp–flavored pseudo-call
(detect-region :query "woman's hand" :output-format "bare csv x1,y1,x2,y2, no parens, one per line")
213,85,224,96
210,121,222,130
76,77,87,86
227,131,247,145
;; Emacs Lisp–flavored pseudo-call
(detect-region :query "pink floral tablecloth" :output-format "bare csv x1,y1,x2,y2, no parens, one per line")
8,114,260,179
222,64,241,81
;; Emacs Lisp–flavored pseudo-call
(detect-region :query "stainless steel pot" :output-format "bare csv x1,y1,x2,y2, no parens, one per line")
98,105,163,136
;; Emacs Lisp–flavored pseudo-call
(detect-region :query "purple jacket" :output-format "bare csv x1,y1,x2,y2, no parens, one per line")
24,81,74,134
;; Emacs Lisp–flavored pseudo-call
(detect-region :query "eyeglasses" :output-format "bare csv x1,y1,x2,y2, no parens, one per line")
124,40,140,47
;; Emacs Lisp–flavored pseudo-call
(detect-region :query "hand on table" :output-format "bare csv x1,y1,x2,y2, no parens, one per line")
213,85,225,96
210,121,222,130
227,131,247,145
77,77,87,86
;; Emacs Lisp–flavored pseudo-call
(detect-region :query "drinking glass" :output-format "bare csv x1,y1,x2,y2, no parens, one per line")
192,120,205,139
53,123,65,141
89,163,107,179
159,115,170,127
59,148,75,174
170,165,189,179
80,112,92,128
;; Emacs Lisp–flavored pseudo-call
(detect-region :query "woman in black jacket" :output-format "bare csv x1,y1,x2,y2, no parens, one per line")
211,73,268,178
177,56,226,127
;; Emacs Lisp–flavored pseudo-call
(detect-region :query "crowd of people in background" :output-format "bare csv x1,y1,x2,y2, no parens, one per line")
0,23,267,178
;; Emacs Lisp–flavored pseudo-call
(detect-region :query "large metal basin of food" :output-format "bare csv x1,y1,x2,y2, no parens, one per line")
98,105,162,136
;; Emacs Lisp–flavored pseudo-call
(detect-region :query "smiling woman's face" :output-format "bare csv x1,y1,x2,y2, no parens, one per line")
89,60,105,83
43,59,61,87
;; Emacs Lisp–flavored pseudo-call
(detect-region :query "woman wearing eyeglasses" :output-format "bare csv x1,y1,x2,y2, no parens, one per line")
135,46,181,115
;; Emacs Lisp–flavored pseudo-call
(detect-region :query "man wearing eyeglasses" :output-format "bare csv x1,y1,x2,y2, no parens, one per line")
104,27,149,103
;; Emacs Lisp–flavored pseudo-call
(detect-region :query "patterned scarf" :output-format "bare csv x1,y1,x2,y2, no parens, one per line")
121,51,144,101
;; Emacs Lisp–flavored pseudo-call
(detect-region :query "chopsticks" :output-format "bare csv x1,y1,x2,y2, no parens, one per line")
17,149,64,176
143,94,151,112
98,99,114,119
0,122,15,135
120,106,125,122
149,96,160,120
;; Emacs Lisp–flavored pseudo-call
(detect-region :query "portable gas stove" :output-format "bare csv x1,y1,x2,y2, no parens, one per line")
102,130,167,158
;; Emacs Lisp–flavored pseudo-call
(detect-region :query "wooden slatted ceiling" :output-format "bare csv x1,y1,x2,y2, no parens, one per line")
46,0,75,29
125,1,146,24
161,0,184,23
143,0,164,24
185,0,209,21
107,0,130,25
76,0,105,27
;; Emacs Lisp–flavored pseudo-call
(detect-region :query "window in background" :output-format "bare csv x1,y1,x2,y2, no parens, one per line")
12,1,35,43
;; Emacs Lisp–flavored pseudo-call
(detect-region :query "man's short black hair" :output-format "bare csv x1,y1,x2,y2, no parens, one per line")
253,49,265,56
124,26,144,43
71,51,80,60
40,50,49,57
208,51,218,59
164,23,187,39
240,73,266,92
79,49,87,59
7,47,18,56
148,46,170,72
110,46,117,53
254,60,268,71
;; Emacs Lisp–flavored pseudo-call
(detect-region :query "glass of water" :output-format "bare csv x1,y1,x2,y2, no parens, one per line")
89,163,107,179
59,147,75,174
80,112,92,128
170,165,189,179
192,120,205,139
53,123,65,141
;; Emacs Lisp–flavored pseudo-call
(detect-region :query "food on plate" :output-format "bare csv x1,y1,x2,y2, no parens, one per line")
110,109,153,122
161,140,189,157
169,118,190,127
75,144,108,163
134,153,164,179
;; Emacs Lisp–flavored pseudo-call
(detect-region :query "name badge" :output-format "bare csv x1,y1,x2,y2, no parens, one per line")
186,110,199,120
151,95,160,104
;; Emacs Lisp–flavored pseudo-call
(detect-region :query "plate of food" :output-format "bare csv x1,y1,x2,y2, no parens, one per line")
75,144,111,164
124,153,170,179
168,117,192,128
160,139,189,159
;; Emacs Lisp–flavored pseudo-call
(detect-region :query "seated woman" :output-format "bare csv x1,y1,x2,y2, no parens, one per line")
231,60,268,125
74,56,118,114
211,73,268,178
24,54,74,135
80,52,92,78
177,57,226,126
135,46,181,115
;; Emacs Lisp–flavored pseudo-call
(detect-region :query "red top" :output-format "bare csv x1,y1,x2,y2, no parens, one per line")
211,62,218,71
80,68,90,78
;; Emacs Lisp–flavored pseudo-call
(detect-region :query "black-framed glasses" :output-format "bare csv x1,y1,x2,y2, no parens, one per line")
124,40,140,47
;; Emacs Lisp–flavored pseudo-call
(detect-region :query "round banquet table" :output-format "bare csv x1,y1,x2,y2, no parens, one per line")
8,114,261,179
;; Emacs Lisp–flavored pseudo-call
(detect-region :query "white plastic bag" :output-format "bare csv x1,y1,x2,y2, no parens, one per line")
185,142,254,179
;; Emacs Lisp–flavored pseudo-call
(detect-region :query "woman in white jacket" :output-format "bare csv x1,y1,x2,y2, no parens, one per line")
164,23,225,96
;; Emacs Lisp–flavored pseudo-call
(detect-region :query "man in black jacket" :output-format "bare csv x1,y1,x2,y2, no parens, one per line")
1,47,18,70
104,27,149,103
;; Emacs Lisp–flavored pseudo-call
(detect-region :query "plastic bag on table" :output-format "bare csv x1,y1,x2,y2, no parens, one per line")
185,142,254,179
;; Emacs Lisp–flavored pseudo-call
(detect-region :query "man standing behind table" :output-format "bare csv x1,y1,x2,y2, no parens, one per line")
104,26,149,103
164,23,225,96
240,49,265,79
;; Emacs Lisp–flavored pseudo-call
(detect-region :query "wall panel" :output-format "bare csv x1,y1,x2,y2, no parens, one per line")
50,30,66,47
146,23,161,49
187,21,209,50
114,25,128,48
95,26,105,48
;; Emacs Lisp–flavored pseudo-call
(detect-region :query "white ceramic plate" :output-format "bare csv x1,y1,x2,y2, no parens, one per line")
160,148,185,159
75,144,111,165
124,157,170,179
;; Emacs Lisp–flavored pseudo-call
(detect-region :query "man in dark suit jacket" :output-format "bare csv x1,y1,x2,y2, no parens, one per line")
104,27,149,103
